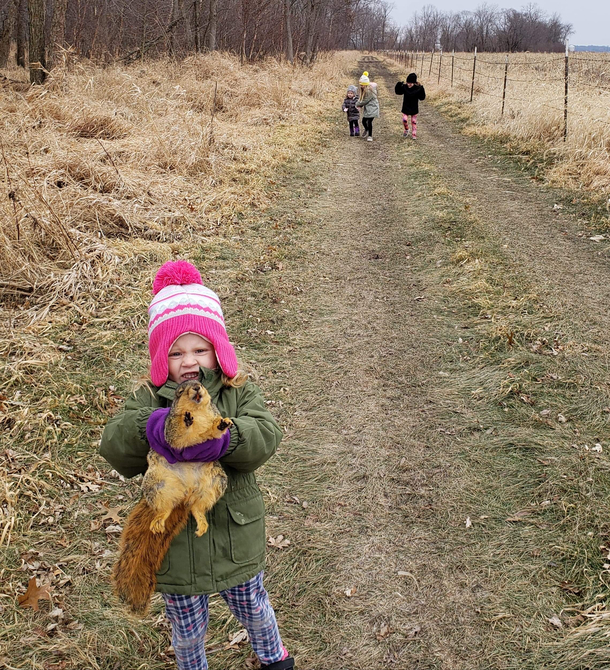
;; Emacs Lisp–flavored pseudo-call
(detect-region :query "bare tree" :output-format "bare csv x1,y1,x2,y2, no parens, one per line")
15,0,26,67
207,0,217,49
0,0,19,68
28,0,45,83
48,0,69,69
284,0,293,62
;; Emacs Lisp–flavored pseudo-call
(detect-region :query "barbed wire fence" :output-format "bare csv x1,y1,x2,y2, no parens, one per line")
383,48,610,142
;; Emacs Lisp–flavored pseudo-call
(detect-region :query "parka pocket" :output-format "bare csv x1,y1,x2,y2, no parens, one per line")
227,495,266,565
157,550,171,576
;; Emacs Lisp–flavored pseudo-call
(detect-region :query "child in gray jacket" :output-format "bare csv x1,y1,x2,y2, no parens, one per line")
342,85,360,136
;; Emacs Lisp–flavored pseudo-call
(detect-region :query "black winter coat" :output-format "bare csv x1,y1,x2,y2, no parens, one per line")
342,96,360,121
394,82,426,115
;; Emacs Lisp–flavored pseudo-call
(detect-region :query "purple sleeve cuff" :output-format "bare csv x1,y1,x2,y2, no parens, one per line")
146,408,231,463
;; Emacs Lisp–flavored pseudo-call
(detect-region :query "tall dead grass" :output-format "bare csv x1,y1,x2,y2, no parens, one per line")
407,52,610,196
0,51,353,315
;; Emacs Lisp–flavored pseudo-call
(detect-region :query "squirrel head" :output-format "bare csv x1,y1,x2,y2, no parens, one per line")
173,380,212,409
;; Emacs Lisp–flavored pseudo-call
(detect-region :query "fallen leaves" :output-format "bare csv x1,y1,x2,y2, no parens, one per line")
100,505,124,524
18,577,52,611
505,508,535,523
375,623,392,640
207,629,249,654
267,534,290,549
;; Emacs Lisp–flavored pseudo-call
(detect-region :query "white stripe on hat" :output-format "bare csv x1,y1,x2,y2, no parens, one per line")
148,305,226,335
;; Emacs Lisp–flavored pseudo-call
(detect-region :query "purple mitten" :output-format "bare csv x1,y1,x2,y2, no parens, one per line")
146,407,231,464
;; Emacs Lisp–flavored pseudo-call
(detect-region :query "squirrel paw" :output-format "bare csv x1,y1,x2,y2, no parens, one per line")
149,517,167,534
194,520,209,537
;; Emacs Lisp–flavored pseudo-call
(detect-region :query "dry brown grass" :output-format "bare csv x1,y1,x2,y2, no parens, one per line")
0,51,353,310
0,50,356,670
393,51,610,196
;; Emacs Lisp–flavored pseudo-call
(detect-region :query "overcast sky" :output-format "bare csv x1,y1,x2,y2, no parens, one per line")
390,1,610,46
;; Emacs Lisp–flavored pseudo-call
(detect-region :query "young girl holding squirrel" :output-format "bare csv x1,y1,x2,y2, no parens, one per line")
394,72,426,139
342,84,360,136
355,71,380,142
100,260,293,670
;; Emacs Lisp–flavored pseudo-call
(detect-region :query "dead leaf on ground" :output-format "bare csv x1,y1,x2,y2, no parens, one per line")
18,577,52,611
267,535,290,549
101,506,123,524
506,509,535,522
244,653,259,669
105,524,123,534
548,615,563,629
344,587,357,597
376,623,392,640
228,629,249,647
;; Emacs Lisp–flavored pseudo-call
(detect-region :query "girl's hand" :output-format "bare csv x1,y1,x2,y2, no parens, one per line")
146,408,231,463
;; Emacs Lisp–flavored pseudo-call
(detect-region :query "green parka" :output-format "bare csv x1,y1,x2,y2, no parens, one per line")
99,367,282,595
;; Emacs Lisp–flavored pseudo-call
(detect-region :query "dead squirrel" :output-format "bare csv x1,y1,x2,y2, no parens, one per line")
113,380,231,614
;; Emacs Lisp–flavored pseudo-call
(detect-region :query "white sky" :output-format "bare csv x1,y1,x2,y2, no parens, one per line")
390,1,610,47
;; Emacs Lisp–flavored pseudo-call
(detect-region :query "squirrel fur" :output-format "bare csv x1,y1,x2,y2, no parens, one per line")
113,380,231,614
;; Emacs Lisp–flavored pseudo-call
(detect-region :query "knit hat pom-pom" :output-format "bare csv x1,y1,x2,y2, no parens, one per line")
153,260,203,295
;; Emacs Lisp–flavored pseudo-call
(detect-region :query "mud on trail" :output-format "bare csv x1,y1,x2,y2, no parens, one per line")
256,59,610,670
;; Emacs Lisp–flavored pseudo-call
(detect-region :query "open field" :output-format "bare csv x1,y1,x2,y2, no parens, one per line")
3,51,610,670
388,51,610,200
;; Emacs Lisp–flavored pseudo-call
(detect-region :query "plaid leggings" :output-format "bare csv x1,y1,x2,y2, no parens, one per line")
162,572,288,669
402,113,418,137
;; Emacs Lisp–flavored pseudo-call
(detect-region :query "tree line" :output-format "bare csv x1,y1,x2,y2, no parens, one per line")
398,3,572,54
0,0,572,85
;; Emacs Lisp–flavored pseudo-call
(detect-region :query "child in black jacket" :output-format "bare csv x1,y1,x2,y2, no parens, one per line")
395,73,426,139
342,85,360,136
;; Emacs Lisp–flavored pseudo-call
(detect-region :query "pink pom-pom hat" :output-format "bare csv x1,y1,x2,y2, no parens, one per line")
148,260,238,386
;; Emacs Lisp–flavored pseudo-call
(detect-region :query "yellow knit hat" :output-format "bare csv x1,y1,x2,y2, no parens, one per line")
359,72,370,85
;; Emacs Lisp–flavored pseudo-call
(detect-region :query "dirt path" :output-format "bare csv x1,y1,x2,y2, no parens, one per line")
256,59,610,670
422,97,610,340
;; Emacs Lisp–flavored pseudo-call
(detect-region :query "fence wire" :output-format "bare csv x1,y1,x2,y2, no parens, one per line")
385,50,610,141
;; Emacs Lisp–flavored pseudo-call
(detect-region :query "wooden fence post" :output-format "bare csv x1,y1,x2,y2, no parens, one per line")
428,48,434,76
438,49,443,84
470,46,477,102
501,53,508,115
564,41,569,141
421,50,425,74
451,50,454,87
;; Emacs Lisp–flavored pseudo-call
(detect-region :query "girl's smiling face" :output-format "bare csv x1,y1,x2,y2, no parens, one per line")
167,333,217,383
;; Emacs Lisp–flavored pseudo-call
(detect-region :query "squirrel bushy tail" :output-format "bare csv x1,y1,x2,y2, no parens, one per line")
112,499,190,614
